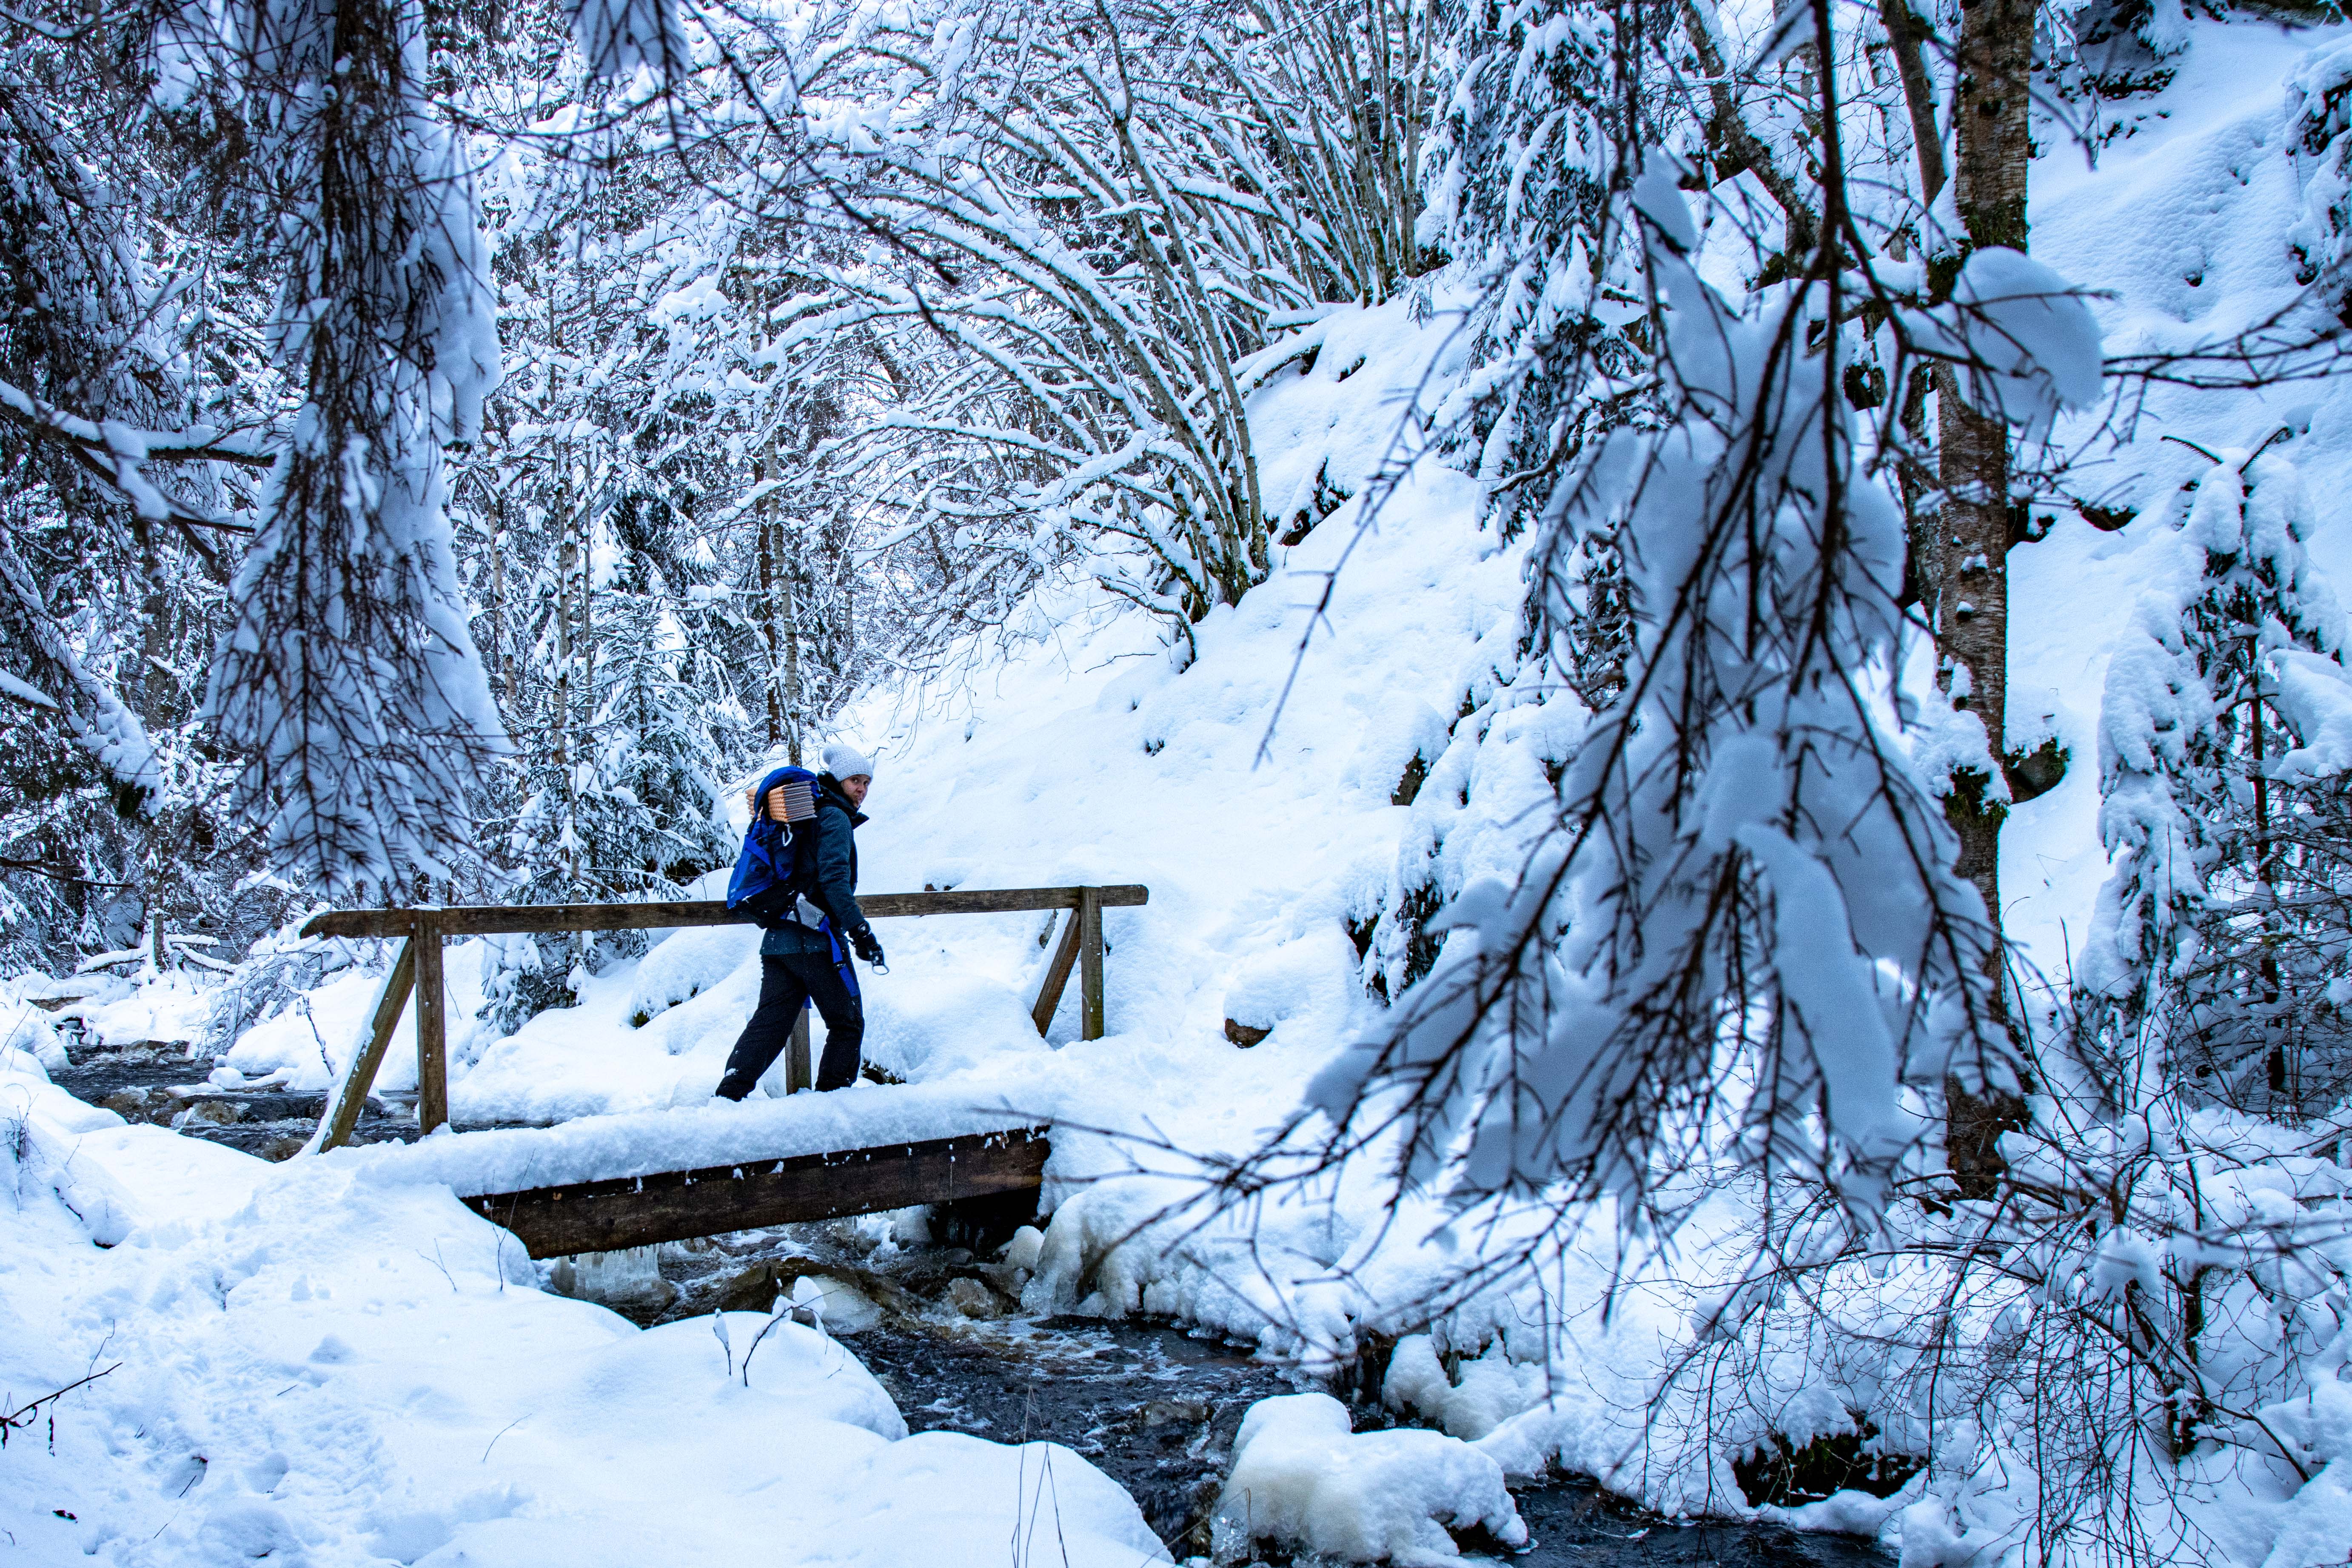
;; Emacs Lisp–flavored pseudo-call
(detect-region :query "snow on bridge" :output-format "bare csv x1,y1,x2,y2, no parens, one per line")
321,1083,1049,1257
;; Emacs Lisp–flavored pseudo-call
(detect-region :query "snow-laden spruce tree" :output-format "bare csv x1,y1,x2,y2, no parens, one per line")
1425,0,1647,665
2080,439,2352,1114
199,0,509,900
1337,0,1648,1001
482,580,736,1030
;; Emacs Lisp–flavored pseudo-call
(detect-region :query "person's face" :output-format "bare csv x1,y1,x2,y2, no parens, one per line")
840,774,871,808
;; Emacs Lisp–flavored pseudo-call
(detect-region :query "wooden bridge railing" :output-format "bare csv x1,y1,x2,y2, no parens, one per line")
300,885,1148,1151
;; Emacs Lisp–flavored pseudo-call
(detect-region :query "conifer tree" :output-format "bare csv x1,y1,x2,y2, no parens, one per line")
2082,441,2352,1113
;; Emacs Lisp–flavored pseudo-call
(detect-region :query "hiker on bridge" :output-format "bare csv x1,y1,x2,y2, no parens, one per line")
716,743,889,1100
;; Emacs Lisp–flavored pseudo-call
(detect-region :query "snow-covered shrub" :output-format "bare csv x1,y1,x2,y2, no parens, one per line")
1694,1083,2352,1563
2081,442,2352,1113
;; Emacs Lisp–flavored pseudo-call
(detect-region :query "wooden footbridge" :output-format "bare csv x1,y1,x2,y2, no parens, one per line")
298,885,1145,1259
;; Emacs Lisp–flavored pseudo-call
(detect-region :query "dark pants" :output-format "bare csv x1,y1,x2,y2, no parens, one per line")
716,950,864,1098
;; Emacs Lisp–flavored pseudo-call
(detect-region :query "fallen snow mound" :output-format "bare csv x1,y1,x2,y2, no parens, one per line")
1210,1392,1526,1565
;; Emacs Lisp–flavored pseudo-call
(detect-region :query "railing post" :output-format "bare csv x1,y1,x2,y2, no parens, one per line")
1078,886,1105,1041
415,910,449,1133
1030,909,1083,1036
787,1007,812,1093
309,936,417,1154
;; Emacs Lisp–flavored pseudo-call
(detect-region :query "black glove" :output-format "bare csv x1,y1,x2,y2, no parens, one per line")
848,926,886,968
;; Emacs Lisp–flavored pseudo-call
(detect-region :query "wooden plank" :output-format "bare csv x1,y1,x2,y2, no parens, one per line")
1031,910,1080,1036
414,914,448,1134
787,1007,811,1093
311,938,416,1153
462,1129,1050,1259
306,899,741,939
301,885,1150,940
868,885,1147,919
1079,885,1105,1041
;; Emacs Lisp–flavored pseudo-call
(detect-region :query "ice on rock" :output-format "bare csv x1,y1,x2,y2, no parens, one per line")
1210,1392,1527,1565
1001,1223,1045,1272
797,1272,884,1331
547,1245,676,1311
1381,1335,1542,1441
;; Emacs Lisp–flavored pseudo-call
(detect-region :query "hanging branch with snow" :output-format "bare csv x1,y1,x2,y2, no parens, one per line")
1288,0,2114,1230
1307,159,2010,1226
202,0,510,898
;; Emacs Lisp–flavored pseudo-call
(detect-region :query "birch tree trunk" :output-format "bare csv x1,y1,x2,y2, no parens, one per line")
757,500,782,751
1934,0,2043,1198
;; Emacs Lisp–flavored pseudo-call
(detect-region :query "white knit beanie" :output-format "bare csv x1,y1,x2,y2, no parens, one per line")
822,741,875,780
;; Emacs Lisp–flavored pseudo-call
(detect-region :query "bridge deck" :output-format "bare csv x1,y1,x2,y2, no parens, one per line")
320,1083,1053,1257
462,1127,1048,1259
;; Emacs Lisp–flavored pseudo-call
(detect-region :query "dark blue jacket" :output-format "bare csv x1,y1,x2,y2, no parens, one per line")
762,774,868,956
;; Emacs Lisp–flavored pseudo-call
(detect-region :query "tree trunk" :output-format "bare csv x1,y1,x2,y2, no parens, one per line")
1950,0,2033,260
780,543,804,768
555,486,574,777
757,496,782,750
489,504,514,707
1936,0,2039,1200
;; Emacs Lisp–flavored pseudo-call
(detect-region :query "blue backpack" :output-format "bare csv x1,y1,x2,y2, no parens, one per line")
726,766,822,929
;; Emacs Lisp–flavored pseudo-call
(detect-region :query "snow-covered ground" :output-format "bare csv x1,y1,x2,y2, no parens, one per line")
13,15,2352,1565
0,1055,1167,1568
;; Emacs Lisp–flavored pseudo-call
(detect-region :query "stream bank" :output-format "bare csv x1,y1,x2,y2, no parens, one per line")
604,1217,1896,1566
48,1042,1891,1565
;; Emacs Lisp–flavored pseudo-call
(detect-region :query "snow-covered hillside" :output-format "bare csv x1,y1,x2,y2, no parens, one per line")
2004,17,2352,981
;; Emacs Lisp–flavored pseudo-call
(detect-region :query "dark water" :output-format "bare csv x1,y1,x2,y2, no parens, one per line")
49,1043,1890,1565
48,1040,519,1158
1506,1488,1893,1567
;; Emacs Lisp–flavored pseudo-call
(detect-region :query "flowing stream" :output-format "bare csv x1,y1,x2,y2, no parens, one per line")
53,1043,1893,1566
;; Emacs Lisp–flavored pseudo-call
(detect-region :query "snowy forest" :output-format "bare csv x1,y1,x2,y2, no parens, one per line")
3,0,2352,1563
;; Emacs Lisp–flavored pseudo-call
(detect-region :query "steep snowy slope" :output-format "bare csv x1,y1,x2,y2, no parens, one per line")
2007,14,2352,980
